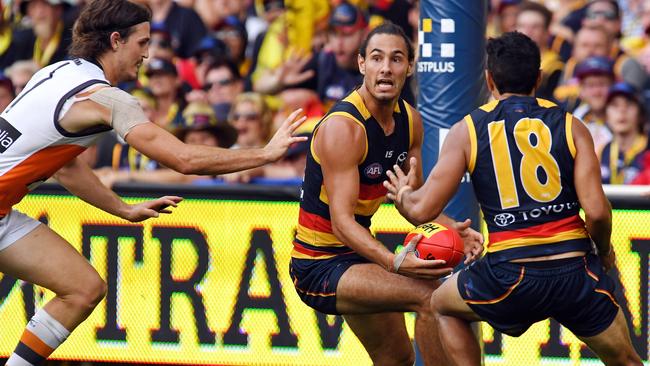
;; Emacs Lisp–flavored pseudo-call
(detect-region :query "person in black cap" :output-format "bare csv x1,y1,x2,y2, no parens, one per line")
600,82,649,184
147,0,207,59
145,58,185,128
573,55,616,152
12,0,73,67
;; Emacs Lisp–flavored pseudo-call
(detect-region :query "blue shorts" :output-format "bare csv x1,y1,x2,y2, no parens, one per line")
457,254,618,337
289,252,370,315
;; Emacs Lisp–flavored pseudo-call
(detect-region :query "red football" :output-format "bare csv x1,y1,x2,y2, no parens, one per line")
404,222,464,267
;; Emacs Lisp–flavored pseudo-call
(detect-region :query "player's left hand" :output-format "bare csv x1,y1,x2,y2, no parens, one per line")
385,157,418,206
453,218,484,265
122,196,183,222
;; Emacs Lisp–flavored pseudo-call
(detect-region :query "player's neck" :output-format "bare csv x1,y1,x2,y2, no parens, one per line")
357,85,396,128
496,92,534,100
97,57,118,85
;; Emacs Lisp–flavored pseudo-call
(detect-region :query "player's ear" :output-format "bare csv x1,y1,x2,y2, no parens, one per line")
358,54,365,75
534,69,542,90
109,32,121,51
485,70,496,93
406,59,414,77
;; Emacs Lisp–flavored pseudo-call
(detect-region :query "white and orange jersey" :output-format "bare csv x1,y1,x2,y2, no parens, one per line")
0,59,111,217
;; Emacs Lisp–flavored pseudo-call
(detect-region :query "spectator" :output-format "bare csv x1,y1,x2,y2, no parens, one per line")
204,57,244,123
13,0,73,67
4,60,39,94
488,0,522,37
148,0,207,59
516,1,565,99
573,56,616,153
600,82,648,184
582,0,648,91
213,15,249,75
145,58,186,128
191,36,229,88
0,2,16,70
0,73,15,111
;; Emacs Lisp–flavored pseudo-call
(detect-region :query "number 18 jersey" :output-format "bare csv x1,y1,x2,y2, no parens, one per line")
465,96,591,262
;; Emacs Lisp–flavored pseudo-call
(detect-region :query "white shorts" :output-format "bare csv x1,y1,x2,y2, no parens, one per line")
0,209,42,252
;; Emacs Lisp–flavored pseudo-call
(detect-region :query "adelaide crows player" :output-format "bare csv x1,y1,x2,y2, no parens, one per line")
385,31,642,365
289,22,483,365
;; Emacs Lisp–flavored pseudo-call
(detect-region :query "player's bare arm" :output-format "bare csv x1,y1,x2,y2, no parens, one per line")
317,116,452,279
54,156,182,222
572,116,614,269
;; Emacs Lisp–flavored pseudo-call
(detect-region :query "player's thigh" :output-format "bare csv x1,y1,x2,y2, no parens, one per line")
578,308,642,364
432,272,482,322
0,224,103,296
344,312,413,360
336,262,437,314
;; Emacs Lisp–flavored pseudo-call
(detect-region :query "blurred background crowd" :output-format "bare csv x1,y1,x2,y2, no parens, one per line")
0,0,649,189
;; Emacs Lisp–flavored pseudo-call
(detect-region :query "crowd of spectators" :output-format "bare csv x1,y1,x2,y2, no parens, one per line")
0,0,649,187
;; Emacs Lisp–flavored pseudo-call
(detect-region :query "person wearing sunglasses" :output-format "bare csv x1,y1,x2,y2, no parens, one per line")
204,58,244,123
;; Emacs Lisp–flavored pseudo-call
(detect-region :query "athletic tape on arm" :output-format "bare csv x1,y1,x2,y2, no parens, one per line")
88,87,149,139
393,240,417,272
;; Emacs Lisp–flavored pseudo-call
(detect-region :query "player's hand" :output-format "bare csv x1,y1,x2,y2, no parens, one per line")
391,234,453,280
599,245,616,272
384,157,418,207
263,108,308,162
453,218,484,264
122,196,183,222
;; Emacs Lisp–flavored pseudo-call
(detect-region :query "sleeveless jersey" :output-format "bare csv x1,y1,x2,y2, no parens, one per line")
0,59,111,217
292,90,414,260
465,96,591,261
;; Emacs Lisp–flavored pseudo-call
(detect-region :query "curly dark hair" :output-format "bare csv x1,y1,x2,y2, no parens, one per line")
68,0,151,60
486,31,540,95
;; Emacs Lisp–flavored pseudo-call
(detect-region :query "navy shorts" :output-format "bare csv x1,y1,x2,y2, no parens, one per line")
289,252,370,315
457,254,618,337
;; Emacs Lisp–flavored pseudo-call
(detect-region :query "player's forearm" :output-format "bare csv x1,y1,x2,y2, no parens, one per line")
179,145,274,175
332,218,393,270
55,159,129,218
585,205,613,254
399,188,441,226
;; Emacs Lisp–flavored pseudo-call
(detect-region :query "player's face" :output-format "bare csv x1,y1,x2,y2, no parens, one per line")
359,34,413,103
116,22,150,82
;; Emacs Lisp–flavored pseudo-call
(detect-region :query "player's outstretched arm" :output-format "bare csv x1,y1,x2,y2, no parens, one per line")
572,116,614,269
385,120,470,225
125,109,307,176
318,117,452,279
54,157,182,222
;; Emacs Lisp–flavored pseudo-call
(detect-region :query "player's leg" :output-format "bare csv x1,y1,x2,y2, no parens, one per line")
343,312,415,366
430,272,483,366
336,263,447,366
577,309,643,366
0,215,107,366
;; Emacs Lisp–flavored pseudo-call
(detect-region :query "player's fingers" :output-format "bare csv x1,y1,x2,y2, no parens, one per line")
386,192,396,201
289,116,308,132
405,234,423,247
383,180,398,195
455,218,472,232
282,108,304,127
385,170,400,186
392,164,406,179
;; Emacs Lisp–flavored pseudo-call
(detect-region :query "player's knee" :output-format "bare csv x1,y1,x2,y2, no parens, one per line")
68,275,107,310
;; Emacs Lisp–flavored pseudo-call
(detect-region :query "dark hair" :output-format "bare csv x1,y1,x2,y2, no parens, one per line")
518,1,552,29
486,31,540,95
206,57,241,81
69,0,151,60
359,22,414,62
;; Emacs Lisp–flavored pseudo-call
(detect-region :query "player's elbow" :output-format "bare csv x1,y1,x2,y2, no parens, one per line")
409,202,441,226
171,149,196,175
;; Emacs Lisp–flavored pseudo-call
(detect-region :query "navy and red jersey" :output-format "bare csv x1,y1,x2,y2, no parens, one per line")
465,96,592,262
292,90,414,260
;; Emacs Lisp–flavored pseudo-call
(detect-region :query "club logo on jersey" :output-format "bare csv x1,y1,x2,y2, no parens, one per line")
364,163,383,179
494,213,516,227
396,152,408,165
0,117,21,153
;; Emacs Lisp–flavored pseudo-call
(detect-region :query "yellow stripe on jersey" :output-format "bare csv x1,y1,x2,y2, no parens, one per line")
310,111,368,165
536,98,558,108
295,224,343,246
405,102,414,148
487,120,520,209
465,115,478,174
319,184,384,217
479,99,499,112
487,227,589,253
565,113,577,158
343,90,372,120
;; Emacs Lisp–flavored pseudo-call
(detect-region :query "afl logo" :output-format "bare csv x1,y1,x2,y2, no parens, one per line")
364,163,383,179
494,213,515,227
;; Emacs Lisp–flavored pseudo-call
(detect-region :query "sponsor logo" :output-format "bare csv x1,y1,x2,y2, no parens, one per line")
417,17,456,74
396,152,408,165
519,202,580,221
494,213,516,227
364,163,383,179
0,118,21,153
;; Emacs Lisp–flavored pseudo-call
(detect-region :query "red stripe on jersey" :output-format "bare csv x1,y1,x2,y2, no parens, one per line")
0,144,85,216
489,215,586,244
292,241,352,257
358,182,388,200
298,208,333,233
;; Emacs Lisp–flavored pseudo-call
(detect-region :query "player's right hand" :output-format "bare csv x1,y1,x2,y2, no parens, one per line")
392,234,453,280
600,246,616,272
263,108,308,162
